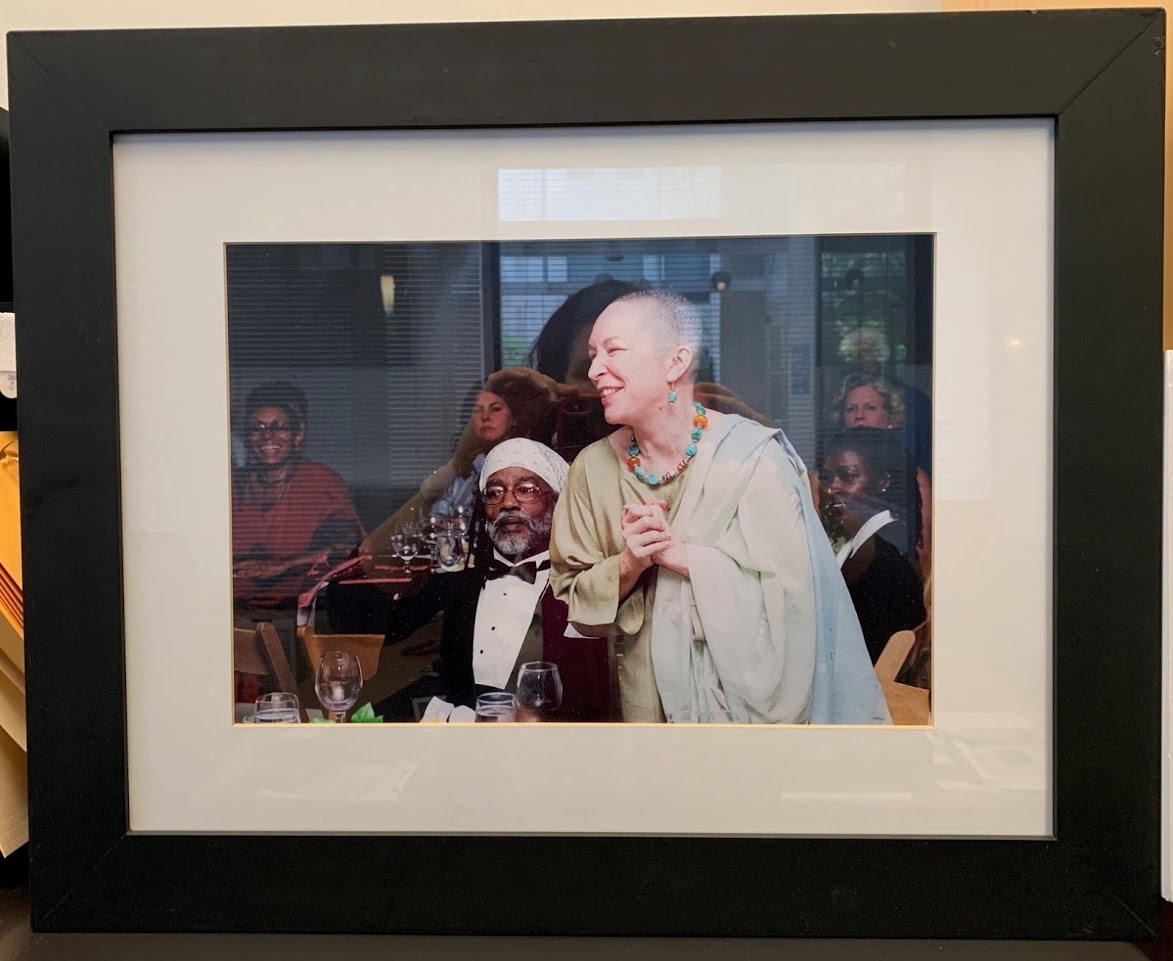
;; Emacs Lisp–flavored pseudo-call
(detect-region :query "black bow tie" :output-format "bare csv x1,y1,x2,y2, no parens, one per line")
484,557,551,584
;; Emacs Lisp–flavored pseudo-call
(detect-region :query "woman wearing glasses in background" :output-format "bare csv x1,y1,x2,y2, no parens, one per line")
232,381,363,609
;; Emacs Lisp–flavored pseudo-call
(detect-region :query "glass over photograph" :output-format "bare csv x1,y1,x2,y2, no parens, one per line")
228,234,933,726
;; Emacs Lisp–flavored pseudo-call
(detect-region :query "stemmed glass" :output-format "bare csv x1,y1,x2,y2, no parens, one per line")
451,505,472,539
253,692,300,723
434,531,466,571
426,510,447,552
515,662,563,722
315,650,363,723
402,507,425,539
392,532,420,571
475,692,518,723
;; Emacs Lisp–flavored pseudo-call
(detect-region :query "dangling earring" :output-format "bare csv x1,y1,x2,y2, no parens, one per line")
667,382,678,405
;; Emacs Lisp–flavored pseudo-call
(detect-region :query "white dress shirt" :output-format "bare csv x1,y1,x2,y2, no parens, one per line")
472,549,550,690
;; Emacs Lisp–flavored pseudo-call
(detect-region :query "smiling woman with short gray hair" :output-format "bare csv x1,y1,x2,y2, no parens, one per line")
550,290,888,726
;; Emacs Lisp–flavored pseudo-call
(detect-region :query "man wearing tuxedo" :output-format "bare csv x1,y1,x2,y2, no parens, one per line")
374,438,611,722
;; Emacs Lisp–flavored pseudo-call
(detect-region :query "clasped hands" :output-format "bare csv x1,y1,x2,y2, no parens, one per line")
621,500,689,577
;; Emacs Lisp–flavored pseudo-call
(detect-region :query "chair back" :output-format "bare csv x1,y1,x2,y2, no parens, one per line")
874,629,916,684
875,624,931,725
233,622,299,710
879,679,931,725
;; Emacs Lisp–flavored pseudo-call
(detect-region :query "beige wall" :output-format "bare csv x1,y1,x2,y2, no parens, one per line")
0,0,939,110
945,0,1172,347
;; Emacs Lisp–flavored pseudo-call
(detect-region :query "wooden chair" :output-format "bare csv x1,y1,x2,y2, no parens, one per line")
875,629,916,684
234,621,303,719
875,628,930,726
297,623,383,684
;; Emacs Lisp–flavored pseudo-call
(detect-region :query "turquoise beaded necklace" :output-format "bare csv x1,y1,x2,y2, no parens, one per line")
626,401,708,487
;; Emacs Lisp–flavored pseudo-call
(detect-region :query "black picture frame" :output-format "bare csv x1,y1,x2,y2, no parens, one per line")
6,10,1164,938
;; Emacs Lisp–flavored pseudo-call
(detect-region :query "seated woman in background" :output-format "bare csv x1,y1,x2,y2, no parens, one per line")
830,368,932,576
830,370,907,432
361,371,560,558
818,428,926,665
428,388,518,517
330,287,624,635
232,381,363,608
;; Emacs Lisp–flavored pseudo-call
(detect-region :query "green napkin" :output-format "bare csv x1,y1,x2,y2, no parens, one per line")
309,702,383,723
351,702,383,723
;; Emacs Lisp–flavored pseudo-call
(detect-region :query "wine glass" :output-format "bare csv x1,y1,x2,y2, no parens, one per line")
315,650,363,723
451,504,472,538
427,510,447,546
475,692,518,723
515,662,563,722
253,692,300,723
435,531,465,571
409,533,429,570
402,506,425,538
394,532,419,570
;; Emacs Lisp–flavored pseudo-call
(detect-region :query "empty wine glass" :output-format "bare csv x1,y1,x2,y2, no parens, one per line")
452,504,472,538
475,692,518,723
435,531,465,571
253,692,301,723
393,532,419,569
427,510,447,545
409,533,429,569
515,662,563,722
315,650,363,723
402,506,425,538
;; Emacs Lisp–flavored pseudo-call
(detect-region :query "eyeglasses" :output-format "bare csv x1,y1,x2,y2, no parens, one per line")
248,421,293,437
482,482,545,505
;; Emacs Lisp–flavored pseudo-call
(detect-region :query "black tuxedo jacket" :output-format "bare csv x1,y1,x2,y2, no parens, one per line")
382,565,608,720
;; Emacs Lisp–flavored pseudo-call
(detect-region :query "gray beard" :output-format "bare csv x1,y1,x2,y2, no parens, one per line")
487,510,552,559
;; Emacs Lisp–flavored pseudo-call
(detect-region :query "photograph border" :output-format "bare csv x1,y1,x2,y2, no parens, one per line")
7,10,1164,937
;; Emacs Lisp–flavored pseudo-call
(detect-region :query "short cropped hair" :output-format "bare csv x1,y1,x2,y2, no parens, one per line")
612,289,703,379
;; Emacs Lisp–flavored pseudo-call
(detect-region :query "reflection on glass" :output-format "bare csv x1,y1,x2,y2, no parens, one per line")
515,662,563,722
315,651,363,723
253,692,300,723
475,692,518,723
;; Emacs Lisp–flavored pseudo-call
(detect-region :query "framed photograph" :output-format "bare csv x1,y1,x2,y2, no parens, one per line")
8,10,1163,937
225,230,932,731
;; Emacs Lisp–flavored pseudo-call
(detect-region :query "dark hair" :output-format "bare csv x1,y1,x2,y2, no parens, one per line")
527,279,640,382
823,427,913,504
468,495,494,572
823,427,922,557
242,381,308,433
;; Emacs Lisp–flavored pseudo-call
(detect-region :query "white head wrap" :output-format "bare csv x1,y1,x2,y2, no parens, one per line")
479,438,568,494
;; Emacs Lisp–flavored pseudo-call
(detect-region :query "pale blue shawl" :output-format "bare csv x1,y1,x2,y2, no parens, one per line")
650,415,890,725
